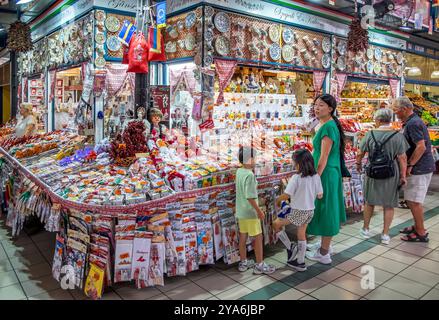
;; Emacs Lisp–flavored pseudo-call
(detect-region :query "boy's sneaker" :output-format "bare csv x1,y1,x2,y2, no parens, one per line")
287,243,298,262
306,249,332,264
360,228,372,239
238,259,255,272
381,234,390,245
253,262,276,275
287,259,307,272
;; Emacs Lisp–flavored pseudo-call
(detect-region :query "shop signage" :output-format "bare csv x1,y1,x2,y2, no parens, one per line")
94,0,137,13
168,0,200,15
157,2,167,28
368,31,407,50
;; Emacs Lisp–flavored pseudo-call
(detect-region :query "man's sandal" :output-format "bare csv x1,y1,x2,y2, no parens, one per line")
401,231,429,243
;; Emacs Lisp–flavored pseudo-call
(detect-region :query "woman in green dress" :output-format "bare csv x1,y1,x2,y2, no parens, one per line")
306,94,346,265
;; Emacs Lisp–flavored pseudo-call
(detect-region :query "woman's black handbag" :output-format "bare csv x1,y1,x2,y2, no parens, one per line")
340,156,351,178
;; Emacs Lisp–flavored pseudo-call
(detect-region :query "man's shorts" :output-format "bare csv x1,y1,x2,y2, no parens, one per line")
404,173,433,204
237,219,262,237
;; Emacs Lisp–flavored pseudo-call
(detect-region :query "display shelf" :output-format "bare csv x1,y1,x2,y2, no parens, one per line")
340,98,390,101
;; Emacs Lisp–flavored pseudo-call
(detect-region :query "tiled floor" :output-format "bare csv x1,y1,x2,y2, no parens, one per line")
1,180,439,300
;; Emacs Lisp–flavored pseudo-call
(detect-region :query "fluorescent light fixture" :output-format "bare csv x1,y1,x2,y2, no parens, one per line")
16,0,33,4
408,67,421,76
431,71,439,79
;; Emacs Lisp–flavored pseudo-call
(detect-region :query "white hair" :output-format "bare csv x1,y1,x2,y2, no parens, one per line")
374,108,393,123
393,96,414,109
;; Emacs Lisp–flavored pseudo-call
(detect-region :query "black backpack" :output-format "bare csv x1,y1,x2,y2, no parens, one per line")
366,130,399,180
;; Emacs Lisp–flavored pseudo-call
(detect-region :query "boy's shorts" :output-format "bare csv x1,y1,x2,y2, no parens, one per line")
238,219,262,237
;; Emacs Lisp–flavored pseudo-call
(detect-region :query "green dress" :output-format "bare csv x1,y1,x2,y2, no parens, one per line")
307,120,346,237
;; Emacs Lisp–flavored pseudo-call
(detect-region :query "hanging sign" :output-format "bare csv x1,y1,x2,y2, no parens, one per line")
156,2,167,28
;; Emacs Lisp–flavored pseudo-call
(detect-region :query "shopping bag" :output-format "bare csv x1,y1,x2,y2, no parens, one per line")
127,33,149,74
148,27,166,62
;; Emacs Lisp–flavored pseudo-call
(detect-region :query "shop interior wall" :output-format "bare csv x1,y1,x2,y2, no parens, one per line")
0,63,11,124
405,52,439,83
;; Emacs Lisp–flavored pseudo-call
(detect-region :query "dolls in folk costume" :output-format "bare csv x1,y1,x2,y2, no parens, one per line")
147,108,168,141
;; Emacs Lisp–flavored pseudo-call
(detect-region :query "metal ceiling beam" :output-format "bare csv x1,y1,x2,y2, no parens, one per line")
0,8,16,14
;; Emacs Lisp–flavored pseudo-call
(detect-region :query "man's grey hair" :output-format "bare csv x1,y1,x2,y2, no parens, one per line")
374,108,393,123
393,96,414,109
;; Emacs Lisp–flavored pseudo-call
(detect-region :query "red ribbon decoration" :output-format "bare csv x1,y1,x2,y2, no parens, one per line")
389,79,399,99
312,71,327,97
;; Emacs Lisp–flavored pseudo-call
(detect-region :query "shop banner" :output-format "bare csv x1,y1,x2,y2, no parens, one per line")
312,71,326,98
335,73,347,104
214,58,237,105
389,79,399,99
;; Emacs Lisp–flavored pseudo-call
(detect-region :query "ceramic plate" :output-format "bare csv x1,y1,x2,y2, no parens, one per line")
95,33,105,44
322,54,331,69
374,62,381,74
396,52,404,64
322,37,331,53
337,40,347,56
214,12,231,33
205,29,214,42
366,60,374,74
387,52,394,60
282,28,294,44
177,20,184,31
205,6,214,18
185,34,196,51
195,7,202,19
185,12,196,29
269,25,280,43
95,56,106,68
105,16,120,33
374,47,383,61
270,43,281,60
337,56,346,71
204,54,213,66
107,36,121,52
165,41,177,53
215,35,230,56
366,48,374,60
95,10,105,22
282,44,294,62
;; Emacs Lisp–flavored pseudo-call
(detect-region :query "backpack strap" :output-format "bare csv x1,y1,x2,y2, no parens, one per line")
380,131,399,149
370,130,398,150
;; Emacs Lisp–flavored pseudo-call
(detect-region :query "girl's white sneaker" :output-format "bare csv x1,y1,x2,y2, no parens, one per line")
360,228,372,239
381,234,390,245
306,249,332,264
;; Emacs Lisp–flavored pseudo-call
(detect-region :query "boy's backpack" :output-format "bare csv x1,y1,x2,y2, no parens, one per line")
366,130,399,180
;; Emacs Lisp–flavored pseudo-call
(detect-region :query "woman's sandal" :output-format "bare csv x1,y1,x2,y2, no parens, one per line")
401,231,429,243
399,225,415,234
398,201,409,209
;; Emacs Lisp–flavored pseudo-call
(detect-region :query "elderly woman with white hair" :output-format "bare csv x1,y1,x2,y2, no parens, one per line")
355,108,409,244
15,103,37,138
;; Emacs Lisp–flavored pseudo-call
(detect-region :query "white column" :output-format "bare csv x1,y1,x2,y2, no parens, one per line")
46,70,53,132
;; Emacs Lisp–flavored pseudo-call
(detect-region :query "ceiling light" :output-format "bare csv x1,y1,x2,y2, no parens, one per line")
431,71,439,79
408,67,421,76
16,0,33,4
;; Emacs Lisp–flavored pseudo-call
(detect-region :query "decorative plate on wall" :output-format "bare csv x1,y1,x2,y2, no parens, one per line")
215,35,230,56
322,54,331,69
337,40,347,56
374,47,383,61
322,37,331,53
282,44,294,62
282,28,294,44
270,43,281,60
366,48,374,60
269,25,280,43
107,36,121,52
214,12,231,33
105,16,121,33
337,56,346,71
185,12,197,29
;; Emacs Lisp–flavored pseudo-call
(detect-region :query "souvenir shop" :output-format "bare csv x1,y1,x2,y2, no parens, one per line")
0,0,433,299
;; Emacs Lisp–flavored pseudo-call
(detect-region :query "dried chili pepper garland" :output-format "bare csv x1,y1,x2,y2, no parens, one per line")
347,16,369,55
7,21,33,52
110,121,148,163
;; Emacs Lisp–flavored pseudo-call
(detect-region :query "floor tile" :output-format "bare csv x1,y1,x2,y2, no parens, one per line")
414,258,439,275
216,284,253,300
0,259,13,273
5,242,40,259
316,268,346,282
243,275,276,291
28,288,74,300
9,253,46,269
265,257,287,268
156,277,191,293
219,268,260,284
381,249,421,265
186,267,218,282
269,268,295,281
366,245,391,256
0,283,27,300
399,266,439,287
0,270,19,288
299,295,317,300
365,286,414,300
332,273,376,297
367,256,409,274
352,252,377,263
99,291,122,300
424,250,439,262
166,282,212,300
15,261,52,282
421,288,439,300
30,232,55,243
1,235,33,247
395,243,433,257
332,233,351,243
382,275,432,299
310,283,360,300
148,293,169,300
350,266,395,285
340,237,363,248
335,259,364,273
332,243,351,254
195,272,240,295
115,286,162,300
20,274,60,297
270,288,305,300
295,277,327,294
